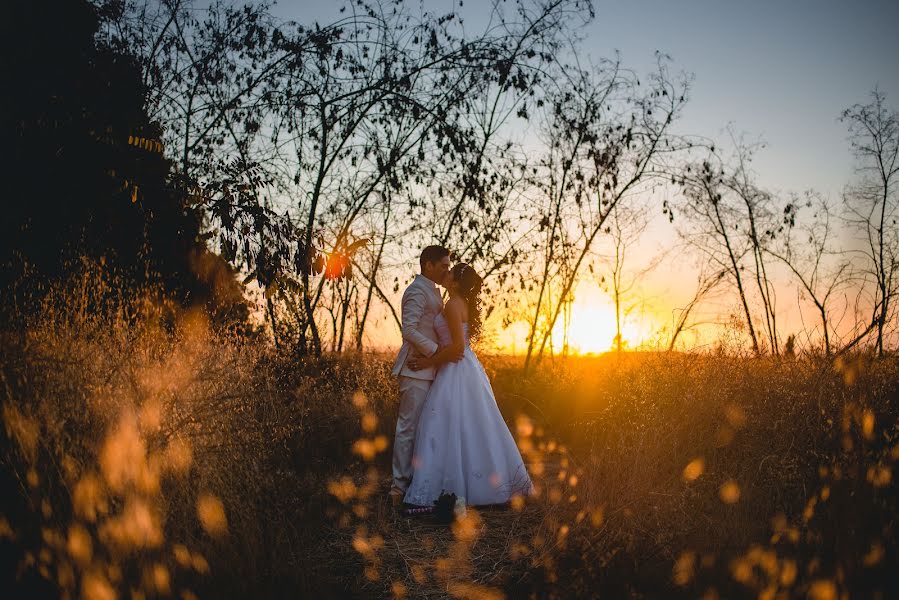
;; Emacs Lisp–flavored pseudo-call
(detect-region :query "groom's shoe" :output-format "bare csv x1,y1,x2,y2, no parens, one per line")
388,487,405,509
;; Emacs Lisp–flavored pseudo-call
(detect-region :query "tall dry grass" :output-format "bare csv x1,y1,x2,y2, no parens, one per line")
489,352,898,598
1,266,897,598
0,265,401,598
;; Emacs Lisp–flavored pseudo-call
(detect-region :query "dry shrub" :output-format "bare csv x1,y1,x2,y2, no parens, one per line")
490,352,899,598
2,265,897,598
0,264,398,598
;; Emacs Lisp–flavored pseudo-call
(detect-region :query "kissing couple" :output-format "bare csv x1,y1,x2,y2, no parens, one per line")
389,245,533,510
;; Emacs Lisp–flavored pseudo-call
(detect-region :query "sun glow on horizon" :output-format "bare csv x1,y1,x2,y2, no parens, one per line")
474,287,663,356
552,292,651,354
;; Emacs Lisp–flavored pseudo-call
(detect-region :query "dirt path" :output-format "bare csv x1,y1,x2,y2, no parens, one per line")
341,455,565,599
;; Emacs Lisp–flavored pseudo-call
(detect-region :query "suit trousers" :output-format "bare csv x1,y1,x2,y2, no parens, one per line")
392,376,432,492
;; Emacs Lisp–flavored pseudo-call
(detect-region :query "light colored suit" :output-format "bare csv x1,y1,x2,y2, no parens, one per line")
391,274,443,380
391,274,444,493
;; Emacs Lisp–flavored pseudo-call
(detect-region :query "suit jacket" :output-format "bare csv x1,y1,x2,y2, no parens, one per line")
392,274,443,380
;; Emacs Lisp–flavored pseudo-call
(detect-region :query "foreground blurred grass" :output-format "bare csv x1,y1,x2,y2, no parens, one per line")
1,270,897,598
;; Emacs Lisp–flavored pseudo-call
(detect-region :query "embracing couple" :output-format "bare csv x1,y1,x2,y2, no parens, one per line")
389,245,533,509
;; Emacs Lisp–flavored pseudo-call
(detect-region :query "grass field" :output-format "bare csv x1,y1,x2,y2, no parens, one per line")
1,278,897,598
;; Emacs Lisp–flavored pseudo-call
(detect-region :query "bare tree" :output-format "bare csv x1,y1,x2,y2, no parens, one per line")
98,0,284,181
596,201,661,352
353,193,394,350
726,136,781,353
666,265,727,351
106,0,596,355
676,152,759,352
525,55,688,369
520,53,689,371
675,136,782,354
767,192,852,354
841,88,899,356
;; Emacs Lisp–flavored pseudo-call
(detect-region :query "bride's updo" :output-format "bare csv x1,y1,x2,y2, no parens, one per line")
450,263,483,339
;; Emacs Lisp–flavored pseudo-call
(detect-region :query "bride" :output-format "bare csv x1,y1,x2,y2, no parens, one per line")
404,263,533,507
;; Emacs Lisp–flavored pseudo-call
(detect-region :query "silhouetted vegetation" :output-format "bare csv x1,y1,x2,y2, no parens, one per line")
1,0,897,597
6,0,894,354
1,0,247,327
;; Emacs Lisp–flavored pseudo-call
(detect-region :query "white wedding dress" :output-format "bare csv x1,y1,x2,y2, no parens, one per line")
404,313,533,507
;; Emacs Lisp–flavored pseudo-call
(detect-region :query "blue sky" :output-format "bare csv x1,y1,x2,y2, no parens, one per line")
279,0,899,199
586,0,899,198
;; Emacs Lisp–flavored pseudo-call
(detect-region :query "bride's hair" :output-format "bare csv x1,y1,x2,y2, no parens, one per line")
450,263,483,339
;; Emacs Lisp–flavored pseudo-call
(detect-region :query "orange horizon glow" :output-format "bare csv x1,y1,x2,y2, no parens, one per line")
486,288,659,356
551,290,655,354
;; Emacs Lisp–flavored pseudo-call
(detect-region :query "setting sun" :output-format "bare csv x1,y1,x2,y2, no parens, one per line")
553,291,648,354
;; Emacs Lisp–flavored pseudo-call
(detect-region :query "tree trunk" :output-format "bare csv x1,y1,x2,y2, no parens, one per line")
710,195,759,353
356,205,390,350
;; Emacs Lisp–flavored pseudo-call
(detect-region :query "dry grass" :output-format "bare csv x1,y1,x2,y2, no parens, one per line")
1,269,897,598
489,353,899,598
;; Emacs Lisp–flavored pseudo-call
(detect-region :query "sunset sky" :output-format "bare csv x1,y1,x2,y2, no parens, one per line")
589,0,899,198
274,0,899,353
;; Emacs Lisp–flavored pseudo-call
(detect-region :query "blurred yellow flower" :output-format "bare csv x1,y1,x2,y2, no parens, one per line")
683,458,705,482
196,493,228,537
719,480,740,504
81,571,115,600
673,551,696,586
67,524,93,566
808,579,837,600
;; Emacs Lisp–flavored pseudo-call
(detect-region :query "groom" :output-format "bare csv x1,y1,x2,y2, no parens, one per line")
389,245,461,506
